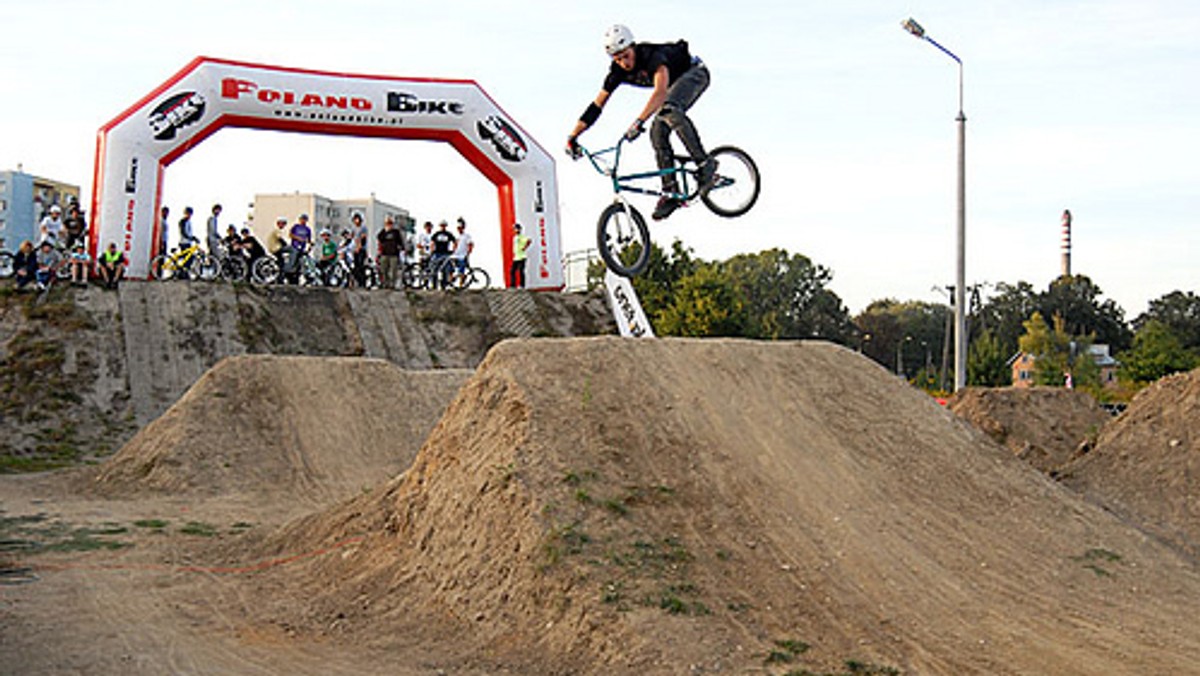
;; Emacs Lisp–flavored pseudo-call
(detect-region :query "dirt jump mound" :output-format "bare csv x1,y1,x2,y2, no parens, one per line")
1060,367,1200,560
241,338,1200,674
89,354,470,513
947,386,1111,473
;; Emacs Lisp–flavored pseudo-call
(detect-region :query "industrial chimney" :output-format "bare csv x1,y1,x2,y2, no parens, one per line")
1060,209,1072,277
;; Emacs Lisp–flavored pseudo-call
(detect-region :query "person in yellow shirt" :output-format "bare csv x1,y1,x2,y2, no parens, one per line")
509,223,532,288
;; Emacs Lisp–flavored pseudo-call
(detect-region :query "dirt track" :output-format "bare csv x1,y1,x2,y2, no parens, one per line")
3,340,1200,674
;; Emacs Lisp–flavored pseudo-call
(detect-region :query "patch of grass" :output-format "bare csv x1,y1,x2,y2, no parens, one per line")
765,638,810,665
133,519,169,529
179,521,218,537
575,489,592,504
844,660,900,675
42,528,132,553
1071,548,1122,577
601,497,628,516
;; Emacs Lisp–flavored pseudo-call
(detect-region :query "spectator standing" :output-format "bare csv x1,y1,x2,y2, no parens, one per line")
39,205,64,246
35,241,61,290
159,205,171,255
13,240,37,291
316,229,338,284
376,217,404,289
510,223,532,288
63,204,87,250
430,220,456,288
206,204,223,255
451,217,474,280
416,220,434,278
266,216,288,257
349,213,369,287
68,242,90,286
178,207,197,248
285,213,312,284
97,242,127,290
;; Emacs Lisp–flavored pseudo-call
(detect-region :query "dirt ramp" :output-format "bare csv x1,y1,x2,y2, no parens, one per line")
948,386,1111,473
244,338,1200,674
89,355,470,512
1060,368,1200,558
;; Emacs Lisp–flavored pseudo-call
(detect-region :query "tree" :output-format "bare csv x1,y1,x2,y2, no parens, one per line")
972,281,1039,357
1040,274,1131,351
1017,311,1102,390
1133,291,1200,352
1119,319,1200,384
655,263,745,336
722,249,854,342
854,299,946,381
967,329,1010,387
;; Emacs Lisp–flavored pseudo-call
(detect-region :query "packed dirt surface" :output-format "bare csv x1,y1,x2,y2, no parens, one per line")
4,339,1200,675
1059,368,1200,561
947,386,1112,474
86,355,472,519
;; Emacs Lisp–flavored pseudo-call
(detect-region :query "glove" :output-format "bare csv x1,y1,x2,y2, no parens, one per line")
624,119,645,142
566,136,582,160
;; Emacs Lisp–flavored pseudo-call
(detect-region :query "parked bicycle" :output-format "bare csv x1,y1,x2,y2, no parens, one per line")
150,242,219,281
436,257,491,291
251,251,326,286
573,135,760,277
326,255,379,289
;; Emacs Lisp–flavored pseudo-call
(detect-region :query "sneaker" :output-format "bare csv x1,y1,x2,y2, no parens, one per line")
698,157,719,194
652,196,684,221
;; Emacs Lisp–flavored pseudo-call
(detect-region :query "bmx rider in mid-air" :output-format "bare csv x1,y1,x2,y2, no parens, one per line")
566,24,716,221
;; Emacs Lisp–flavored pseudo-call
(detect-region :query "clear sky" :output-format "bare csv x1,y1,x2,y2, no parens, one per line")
2,0,1196,317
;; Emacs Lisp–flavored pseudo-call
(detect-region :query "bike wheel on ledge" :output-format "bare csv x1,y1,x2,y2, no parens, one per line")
597,202,651,278
150,254,176,281
701,145,761,218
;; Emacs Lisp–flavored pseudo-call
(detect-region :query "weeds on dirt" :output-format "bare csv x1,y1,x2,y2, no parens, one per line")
180,521,218,537
134,519,169,529
1,514,132,553
1071,547,1122,577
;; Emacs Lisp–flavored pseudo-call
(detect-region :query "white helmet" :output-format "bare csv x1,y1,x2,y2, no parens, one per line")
604,24,635,56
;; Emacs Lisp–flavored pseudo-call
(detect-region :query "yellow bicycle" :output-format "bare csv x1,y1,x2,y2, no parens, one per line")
149,242,219,281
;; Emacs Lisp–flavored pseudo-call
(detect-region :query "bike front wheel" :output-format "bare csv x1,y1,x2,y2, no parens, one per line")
700,145,761,218
251,256,280,285
597,202,651,278
150,254,177,281
0,251,14,278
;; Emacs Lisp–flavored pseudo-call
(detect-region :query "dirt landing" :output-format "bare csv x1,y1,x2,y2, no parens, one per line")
5,340,1200,675
947,386,1111,473
233,339,1200,674
87,355,471,519
1059,367,1200,560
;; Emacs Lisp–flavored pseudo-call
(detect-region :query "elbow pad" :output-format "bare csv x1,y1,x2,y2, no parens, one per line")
579,102,602,127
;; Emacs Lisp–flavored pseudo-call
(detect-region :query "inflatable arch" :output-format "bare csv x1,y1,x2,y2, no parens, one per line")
90,56,562,289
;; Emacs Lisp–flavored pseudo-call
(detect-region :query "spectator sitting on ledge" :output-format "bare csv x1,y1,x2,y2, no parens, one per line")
97,242,127,290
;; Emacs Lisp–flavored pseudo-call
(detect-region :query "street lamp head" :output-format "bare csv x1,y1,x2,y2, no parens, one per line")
902,17,926,39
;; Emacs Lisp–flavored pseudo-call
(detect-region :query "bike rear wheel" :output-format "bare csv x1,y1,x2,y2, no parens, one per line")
0,251,14,278
700,145,761,218
597,202,651,278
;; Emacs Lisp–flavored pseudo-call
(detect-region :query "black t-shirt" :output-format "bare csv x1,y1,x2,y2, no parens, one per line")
241,235,265,258
431,230,456,255
378,228,404,257
603,40,692,92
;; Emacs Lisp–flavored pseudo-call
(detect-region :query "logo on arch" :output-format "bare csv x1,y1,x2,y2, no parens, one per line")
477,115,527,162
148,91,206,141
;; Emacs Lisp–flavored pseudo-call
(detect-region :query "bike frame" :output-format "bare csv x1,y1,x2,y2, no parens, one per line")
580,137,695,205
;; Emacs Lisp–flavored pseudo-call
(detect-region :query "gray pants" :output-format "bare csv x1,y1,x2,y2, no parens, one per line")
651,60,710,193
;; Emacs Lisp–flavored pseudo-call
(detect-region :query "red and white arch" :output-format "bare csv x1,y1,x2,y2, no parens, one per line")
90,56,562,288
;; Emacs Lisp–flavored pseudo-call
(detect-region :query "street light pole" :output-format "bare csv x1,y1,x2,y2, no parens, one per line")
903,17,967,391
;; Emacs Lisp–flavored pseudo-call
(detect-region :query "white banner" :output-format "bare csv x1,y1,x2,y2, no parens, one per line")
90,57,562,289
604,269,655,338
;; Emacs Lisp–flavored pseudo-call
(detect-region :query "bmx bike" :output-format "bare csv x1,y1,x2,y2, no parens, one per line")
573,136,760,277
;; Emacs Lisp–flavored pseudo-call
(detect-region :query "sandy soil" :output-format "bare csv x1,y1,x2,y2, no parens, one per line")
947,386,1112,474
4,341,1200,675
1059,368,1200,561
